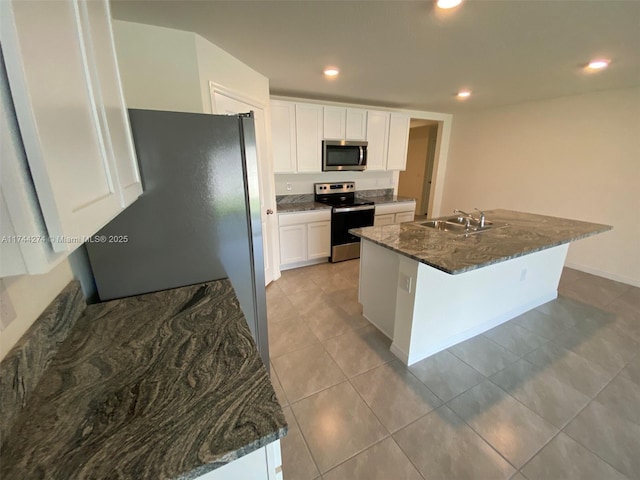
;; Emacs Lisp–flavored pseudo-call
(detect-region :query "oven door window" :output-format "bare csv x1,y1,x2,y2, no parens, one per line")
332,209,375,245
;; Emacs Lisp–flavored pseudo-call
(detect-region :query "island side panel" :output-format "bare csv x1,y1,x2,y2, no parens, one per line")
401,244,569,365
359,240,400,339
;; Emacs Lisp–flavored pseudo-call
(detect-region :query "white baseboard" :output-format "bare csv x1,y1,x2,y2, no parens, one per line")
404,291,558,366
279,257,328,271
564,262,639,288
390,343,409,364
362,312,394,340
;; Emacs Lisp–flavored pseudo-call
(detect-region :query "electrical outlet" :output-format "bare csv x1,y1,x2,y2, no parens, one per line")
286,182,292,191
399,273,412,293
520,268,527,282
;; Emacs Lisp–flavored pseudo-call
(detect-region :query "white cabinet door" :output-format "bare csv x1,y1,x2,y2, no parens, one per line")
295,103,322,172
386,113,410,171
366,111,389,171
374,214,395,226
2,0,141,255
323,106,345,140
323,107,366,141
346,108,367,140
307,221,330,259
79,0,141,207
395,211,415,223
279,224,307,265
270,100,297,173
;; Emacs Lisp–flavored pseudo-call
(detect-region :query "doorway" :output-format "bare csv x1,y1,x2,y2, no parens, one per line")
397,120,439,217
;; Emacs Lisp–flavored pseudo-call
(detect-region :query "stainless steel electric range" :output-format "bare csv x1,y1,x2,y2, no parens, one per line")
314,182,375,262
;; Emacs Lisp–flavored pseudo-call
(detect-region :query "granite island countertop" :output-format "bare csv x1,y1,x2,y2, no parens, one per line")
351,209,611,275
0,279,287,480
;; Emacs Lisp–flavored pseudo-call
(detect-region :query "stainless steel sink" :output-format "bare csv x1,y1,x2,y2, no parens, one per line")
445,216,494,227
420,217,507,235
421,220,468,233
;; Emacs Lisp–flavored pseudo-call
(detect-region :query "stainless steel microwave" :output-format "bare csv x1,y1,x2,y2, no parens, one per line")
322,140,368,171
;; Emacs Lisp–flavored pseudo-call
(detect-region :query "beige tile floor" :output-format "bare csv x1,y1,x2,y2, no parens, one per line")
267,260,640,480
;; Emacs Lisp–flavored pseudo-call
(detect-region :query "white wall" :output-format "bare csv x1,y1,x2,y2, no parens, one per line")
1,260,74,359
112,21,202,113
195,35,270,112
442,87,640,286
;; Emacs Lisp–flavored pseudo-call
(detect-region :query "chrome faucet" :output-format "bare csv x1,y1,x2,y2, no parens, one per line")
453,209,472,218
475,208,486,228
453,209,473,228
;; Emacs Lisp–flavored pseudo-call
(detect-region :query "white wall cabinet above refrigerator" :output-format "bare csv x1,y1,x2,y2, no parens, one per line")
0,0,142,277
270,99,409,173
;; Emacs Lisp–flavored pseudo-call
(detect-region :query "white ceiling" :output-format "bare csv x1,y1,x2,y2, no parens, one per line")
111,0,640,113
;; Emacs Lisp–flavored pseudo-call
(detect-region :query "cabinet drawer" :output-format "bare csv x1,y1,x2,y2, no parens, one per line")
374,201,416,216
278,209,330,227
374,214,395,226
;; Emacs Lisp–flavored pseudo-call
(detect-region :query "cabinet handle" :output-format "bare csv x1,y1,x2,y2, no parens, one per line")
266,209,274,215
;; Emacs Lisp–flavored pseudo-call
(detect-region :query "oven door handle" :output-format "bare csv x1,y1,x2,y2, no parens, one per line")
333,205,375,214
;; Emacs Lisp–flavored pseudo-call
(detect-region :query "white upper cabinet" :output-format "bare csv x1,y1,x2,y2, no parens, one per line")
1,0,141,274
295,103,323,173
323,107,367,141
323,106,345,140
270,100,297,173
345,108,367,140
79,0,140,207
386,113,410,171
270,100,409,173
366,111,390,171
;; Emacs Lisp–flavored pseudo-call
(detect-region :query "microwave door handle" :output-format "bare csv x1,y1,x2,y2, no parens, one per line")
359,146,364,165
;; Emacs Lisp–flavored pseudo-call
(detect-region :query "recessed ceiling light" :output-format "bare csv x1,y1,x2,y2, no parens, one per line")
324,67,340,77
437,0,463,9
585,59,610,71
457,90,471,99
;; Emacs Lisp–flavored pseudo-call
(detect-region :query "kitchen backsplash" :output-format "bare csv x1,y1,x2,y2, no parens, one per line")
276,188,394,205
355,188,394,199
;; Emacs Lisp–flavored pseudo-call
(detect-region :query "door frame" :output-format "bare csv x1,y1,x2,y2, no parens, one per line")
209,81,281,283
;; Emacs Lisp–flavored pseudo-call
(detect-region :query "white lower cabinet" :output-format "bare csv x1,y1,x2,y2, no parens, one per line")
307,221,331,259
279,224,307,265
373,213,395,226
374,201,416,226
395,210,416,223
279,210,331,269
197,440,283,480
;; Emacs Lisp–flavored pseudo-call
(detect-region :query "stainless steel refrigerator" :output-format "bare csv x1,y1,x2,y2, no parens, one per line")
86,109,269,365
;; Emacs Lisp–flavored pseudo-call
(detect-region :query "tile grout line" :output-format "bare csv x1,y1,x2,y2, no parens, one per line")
557,364,640,479
286,397,324,478
560,398,634,480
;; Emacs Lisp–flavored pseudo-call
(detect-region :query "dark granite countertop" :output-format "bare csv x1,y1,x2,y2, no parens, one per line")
363,195,416,206
275,190,415,213
277,201,332,213
1,280,287,480
351,209,611,275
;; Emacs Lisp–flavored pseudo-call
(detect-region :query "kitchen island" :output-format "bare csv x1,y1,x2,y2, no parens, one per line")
350,209,611,365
